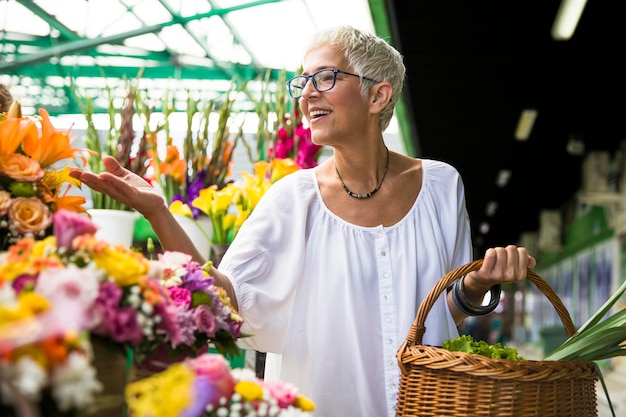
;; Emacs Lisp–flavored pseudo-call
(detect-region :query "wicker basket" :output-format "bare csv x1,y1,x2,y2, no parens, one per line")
395,259,599,417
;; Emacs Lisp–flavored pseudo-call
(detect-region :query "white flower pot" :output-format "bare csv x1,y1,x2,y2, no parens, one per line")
88,209,139,248
173,214,213,259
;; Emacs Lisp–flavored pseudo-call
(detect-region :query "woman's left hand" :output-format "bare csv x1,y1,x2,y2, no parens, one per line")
465,245,536,292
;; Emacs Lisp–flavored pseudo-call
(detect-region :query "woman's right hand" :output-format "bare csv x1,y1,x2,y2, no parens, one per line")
69,155,166,219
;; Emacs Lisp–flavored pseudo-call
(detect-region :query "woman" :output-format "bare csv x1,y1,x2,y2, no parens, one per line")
70,25,535,417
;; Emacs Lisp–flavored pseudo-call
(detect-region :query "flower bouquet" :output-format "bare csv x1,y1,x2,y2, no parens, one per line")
0,101,89,251
170,158,300,249
0,286,103,416
125,352,315,417
0,208,244,412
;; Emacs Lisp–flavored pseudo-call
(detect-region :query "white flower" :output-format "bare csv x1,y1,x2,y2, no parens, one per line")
50,351,103,411
9,357,48,402
231,367,257,381
0,279,17,305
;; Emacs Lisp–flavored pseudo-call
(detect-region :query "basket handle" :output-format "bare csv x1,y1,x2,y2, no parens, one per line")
399,259,577,350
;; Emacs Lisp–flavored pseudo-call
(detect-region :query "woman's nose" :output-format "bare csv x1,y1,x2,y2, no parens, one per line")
301,78,318,99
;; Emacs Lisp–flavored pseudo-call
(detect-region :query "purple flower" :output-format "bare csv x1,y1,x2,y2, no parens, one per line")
155,303,184,347
182,263,214,292
175,308,197,346
180,376,218,417
12,274,36,293
105,305,143,344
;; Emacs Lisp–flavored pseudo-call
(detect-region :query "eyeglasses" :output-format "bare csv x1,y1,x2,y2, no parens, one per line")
286,68,380,99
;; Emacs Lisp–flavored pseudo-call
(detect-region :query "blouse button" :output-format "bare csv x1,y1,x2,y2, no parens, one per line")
381,250,387,256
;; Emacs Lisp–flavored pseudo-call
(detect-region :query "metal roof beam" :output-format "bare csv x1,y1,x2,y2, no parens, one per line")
1,0,281,73
16,0,81,40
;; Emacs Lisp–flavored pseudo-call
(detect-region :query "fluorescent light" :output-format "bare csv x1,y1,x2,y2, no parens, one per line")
514,109,538,141
551,0,587,41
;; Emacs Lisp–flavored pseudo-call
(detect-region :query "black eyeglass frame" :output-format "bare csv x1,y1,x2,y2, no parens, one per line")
286,68,380,99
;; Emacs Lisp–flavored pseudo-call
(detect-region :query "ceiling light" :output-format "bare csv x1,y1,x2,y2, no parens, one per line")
514,109,538,140
485,201,498,217
496,170,511,187
566,133,585,156
551,0,587,41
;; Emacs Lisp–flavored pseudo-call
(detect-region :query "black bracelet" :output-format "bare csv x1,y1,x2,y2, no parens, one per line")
451,276,501,316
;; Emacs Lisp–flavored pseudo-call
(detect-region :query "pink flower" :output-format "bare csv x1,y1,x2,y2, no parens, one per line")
158,251,193,266
264,380,298,408
53,209,98,250
192,304,217,336
186,353,235,407
168,286,192,308
26,266,99,338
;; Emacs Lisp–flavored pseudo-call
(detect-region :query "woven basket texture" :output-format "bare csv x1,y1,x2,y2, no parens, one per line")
395,259,599,417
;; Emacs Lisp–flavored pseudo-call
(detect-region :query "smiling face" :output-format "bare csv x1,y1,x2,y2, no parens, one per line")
298,44,372,148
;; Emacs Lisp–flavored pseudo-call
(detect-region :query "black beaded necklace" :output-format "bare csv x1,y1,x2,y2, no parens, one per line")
335,146,389,199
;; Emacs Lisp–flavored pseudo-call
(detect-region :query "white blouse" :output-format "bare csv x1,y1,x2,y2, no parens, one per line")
218,159,472,417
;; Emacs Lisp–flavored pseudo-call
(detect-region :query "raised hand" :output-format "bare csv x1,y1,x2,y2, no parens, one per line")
69,155,167,219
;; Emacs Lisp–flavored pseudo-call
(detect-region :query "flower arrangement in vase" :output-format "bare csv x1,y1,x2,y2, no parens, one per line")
0,101,89,252
0,208,245,413
125,352,315,417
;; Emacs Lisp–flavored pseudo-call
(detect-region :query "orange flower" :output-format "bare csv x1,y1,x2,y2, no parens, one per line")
0,190,10,213
0,117,37,155
52,195,87,214
20,108,89,169
7,237,35,262
8,197,53,235
0,153,44,182
158,145,186,185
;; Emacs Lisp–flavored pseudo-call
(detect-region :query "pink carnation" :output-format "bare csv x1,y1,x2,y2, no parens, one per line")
264,380,298,408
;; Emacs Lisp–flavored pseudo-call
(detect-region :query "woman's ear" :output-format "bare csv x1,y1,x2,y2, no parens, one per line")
369,82,393,113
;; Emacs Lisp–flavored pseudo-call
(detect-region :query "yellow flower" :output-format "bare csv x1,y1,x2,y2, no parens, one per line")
169,200,194,217
234,380,264,402
92,246,149,286
191,185,217,216
269,158,300,183
0,292,50,326
126,362,195,417
294,395,316,411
